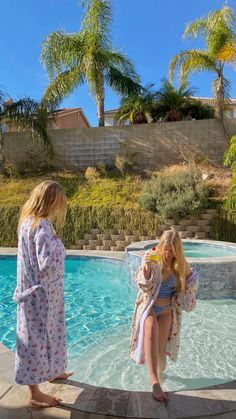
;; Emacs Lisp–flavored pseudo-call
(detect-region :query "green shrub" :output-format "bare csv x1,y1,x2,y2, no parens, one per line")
139,167,210,220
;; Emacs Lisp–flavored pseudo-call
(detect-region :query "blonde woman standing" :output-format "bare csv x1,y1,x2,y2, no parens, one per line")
129,229,198,402
13,180,72,407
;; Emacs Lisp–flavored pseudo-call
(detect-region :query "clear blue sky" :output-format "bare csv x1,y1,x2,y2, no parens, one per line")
1,0,236,126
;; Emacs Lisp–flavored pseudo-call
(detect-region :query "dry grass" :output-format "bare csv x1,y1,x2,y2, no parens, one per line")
0,163,231,206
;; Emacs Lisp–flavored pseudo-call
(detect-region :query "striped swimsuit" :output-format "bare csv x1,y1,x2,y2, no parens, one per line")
152,273,176,316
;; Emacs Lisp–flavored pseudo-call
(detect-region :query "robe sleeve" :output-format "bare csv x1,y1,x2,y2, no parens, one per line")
135,262,160,293
173,269,199,312
34,220,56,275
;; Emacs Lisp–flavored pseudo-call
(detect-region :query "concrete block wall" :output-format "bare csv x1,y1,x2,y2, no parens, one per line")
3,119,236,171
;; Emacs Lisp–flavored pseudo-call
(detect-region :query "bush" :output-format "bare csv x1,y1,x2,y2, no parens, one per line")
139,167,210,220
85,166,100,181
115,155,126,177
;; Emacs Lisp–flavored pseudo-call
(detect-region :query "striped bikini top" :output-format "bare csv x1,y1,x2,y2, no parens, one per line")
158,273,176,298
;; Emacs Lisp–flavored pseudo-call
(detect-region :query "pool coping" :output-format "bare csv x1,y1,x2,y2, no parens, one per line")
0,248,236,418
0,247,126,260
127,238,236,264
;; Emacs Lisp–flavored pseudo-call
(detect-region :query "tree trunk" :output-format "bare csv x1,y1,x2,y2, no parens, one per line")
97,96,105,127
96,78,105,127
214,73,230,142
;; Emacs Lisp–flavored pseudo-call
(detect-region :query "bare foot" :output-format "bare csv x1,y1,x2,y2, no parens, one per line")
49,371,74,382
27,389,61,408
152,382,168,403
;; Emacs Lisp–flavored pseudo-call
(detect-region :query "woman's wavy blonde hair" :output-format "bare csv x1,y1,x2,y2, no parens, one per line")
18,180,67,232
157,229,186,292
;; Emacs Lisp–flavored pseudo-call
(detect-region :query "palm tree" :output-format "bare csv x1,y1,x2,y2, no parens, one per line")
154,80,214,122
41,0,141,127
0,93,52,171
154,80,197,122
169,5,236,139
116,85,158,125
116,80,214,124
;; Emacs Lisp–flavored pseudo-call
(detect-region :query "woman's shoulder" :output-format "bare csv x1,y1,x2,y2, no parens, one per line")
35,219,55,237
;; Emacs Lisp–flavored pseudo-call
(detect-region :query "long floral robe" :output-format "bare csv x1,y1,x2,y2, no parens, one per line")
13,218,67,385
129,262,198,364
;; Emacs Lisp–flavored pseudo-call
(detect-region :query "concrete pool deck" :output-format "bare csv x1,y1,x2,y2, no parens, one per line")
0,248,236,419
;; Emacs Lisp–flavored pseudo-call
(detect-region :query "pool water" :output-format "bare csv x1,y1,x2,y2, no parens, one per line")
0,256,236,391
144,242,236,258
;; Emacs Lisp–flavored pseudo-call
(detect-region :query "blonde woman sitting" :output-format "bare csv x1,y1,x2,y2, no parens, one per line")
129,229,198,402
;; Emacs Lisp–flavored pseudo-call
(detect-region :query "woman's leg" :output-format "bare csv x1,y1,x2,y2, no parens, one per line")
157,310,173,382
27,384,62,407
144,312,167,402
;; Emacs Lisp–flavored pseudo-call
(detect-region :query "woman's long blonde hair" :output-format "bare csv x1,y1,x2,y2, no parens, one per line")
157,229,186,292
18,180,67,232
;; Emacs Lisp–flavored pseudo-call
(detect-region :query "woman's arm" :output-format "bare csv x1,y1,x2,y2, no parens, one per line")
135,254,159,292
34,220,55,274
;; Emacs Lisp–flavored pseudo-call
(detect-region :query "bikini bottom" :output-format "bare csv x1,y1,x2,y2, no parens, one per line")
152,304,171,316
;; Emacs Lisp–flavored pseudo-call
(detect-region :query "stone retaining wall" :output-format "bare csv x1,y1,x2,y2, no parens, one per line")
71,209,216,251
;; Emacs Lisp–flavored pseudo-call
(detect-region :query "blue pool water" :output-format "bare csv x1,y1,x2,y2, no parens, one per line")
0,256,236,391
144,242,236,258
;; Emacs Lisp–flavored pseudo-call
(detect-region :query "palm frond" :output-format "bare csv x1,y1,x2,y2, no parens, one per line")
41,31,83,80
0,98,52,152
105,66,141,96
104,50,139,80
207,6,235,32
42,67,84,108
0,87,7,109
183,5,236,61
169,50,217,84
81,0,112,49
183,17,207,39
116,86,157,125
217,41,236,62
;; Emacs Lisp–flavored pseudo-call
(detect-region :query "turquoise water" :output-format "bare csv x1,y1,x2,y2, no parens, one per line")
0,256,236,391
144,242,236,258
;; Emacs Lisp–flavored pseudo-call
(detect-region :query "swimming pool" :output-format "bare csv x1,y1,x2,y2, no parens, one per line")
0,255,236,392
144,241,236,258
